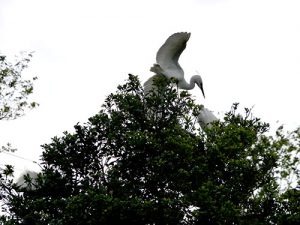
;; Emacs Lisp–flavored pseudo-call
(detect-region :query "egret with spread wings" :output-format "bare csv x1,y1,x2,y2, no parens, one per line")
144,32,205,97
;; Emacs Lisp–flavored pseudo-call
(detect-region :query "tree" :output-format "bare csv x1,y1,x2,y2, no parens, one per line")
0,75,299,224
0,52,38,220
0,51,38,154
0,52,38,153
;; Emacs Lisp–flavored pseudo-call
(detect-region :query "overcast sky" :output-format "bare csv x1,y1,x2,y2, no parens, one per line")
0,0,300,174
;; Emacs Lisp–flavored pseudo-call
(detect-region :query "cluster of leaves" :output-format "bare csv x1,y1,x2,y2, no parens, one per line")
0,165,14,208
0,52,37,121
0,75,299,224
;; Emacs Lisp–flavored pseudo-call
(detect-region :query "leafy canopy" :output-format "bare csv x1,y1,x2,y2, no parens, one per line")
0,74,299,225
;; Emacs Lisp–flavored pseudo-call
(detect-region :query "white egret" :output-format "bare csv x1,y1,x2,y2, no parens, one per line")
198,107,218,129
15,170,38,190
144,32,205,97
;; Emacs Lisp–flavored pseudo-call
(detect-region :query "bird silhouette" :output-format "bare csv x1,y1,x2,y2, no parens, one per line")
144,32,205,97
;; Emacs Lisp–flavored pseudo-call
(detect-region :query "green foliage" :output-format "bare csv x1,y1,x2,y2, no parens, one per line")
0,165,14,218
0,52,38,120
0,52,38,220
0,74,299,224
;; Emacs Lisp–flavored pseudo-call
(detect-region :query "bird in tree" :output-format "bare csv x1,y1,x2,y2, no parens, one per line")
198,107,218,129
144,32,205,97
15,169,39,190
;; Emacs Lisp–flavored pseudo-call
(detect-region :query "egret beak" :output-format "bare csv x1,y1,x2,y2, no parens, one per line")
200,84,205,98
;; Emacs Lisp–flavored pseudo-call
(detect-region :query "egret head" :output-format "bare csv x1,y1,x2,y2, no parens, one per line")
193,75,205,98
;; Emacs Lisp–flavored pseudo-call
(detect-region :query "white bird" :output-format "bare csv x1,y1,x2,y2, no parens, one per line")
198,107,218,130
144,32,205,97
15,170,38,190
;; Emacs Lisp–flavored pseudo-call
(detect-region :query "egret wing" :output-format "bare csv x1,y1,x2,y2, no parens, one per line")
155,32,191,78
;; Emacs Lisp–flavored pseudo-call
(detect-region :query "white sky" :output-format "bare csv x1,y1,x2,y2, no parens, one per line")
0,0,299,173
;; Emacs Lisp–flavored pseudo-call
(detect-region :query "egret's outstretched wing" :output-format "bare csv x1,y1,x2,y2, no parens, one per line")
155,32,191,79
